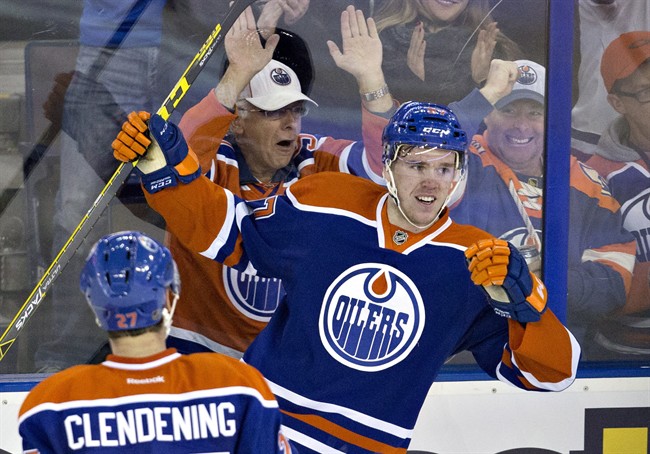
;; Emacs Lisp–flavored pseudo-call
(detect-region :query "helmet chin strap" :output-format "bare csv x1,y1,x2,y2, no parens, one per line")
384,164,465,231
163,291,180,337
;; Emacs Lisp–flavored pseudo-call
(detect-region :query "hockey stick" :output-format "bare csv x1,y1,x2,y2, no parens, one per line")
0,0,256,361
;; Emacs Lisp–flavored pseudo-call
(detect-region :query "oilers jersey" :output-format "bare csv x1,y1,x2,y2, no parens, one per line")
451,134,636,325
146,171,580,453
586,138,650,316
584,118,650,357
166,91,387,356
18,348,292,453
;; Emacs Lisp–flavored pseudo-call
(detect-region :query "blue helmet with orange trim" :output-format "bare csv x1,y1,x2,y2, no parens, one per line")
80,231,180,332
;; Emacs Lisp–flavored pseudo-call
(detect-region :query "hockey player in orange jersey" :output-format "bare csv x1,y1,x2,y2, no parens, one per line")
112,100,580,453
18,231,293,453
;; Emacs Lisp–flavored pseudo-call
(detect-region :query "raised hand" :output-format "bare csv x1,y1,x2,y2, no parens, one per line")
465,238,547,322
327,5,383,84
258,0,309,30
479,59,519,106
471,22,499,84
407,22,426,81
226,6,279,81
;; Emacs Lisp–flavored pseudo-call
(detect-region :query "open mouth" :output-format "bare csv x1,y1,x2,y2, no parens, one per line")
276,139,295,150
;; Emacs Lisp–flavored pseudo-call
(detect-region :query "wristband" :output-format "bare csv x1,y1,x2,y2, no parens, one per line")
361,84,390,102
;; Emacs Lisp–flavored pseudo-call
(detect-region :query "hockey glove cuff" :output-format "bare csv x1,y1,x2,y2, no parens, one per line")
465,238,547,323
112,111,200,193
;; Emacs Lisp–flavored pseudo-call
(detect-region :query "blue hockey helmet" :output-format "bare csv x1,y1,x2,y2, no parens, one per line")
80,231,180,332
382,101,468,167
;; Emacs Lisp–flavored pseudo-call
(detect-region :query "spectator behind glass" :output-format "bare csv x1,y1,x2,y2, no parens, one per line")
450,60,637,357
374,0,522,106
114,5,396,357
33,0,167,373
571,0,650,157
19,231,293,453
157,0,311,125
585,31,650,360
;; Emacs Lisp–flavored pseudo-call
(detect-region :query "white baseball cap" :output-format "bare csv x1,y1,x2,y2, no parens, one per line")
239,59,318,111
495,59,545,109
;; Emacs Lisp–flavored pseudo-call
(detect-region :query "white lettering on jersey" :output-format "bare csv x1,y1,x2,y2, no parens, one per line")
126,376,165,385
63,402,237,450
319,263,425,372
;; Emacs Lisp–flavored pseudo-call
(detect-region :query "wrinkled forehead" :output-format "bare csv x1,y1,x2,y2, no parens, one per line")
396,145,458,164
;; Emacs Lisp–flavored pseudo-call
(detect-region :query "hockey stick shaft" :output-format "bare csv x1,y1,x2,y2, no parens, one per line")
0,0,256,361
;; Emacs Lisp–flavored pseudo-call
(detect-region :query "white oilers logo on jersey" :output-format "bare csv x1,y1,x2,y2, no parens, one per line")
621,189,650,261
319,263,425,371
271,67,291,86
223,267,285,321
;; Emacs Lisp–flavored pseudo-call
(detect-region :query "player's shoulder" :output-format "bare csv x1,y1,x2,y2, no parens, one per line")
287,172,386,218
19,365,96,415
182,353,273,393
441,219,495,248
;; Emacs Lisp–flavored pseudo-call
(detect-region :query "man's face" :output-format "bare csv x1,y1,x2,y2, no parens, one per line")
609,62,650,139
483,98,545,176
234,101,304,181
386,147,459,228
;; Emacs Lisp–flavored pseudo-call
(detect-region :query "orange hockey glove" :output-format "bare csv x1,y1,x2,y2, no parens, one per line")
465,238,547,323
112,111,200,193
113,111,151,162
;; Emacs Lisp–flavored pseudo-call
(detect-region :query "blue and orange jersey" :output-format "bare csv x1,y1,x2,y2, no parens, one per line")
165,91,388,355
451,134,636,321
18,348,292,453
586,153,650,315
146,171,580,453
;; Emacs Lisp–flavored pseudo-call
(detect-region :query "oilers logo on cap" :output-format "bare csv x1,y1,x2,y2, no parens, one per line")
270,67,291,86
517,64,538,86
319,263,425,371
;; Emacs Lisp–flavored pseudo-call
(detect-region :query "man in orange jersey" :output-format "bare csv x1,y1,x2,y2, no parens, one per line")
18,231,293,453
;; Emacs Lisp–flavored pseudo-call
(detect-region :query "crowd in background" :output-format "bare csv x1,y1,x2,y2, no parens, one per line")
0,0,648,374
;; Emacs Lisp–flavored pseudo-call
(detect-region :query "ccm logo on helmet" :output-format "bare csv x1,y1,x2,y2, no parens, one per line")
319,263,425,372
421,127,449,135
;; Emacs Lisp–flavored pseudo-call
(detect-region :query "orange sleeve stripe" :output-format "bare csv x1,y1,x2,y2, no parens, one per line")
281,410,406,454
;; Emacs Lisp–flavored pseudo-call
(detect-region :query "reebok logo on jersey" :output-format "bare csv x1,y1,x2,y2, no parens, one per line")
319,263,424,371
126,376,165,385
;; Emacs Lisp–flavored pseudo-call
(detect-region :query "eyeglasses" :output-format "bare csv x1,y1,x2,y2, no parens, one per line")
237,104,310,120
615,86,650,104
